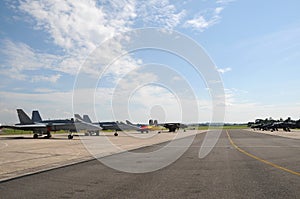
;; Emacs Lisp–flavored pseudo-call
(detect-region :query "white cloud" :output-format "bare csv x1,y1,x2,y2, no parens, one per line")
18,0,129,53
222,87,300,123
0,39,65,81
0,0,238,123
183,0,236,32
34,88,57,93
216,0,236,5
136,0,186,29
31,74,61,83
0,90,73,123
1,0,233,82
215,7,224,14
217,67,232,74
184,7,223,32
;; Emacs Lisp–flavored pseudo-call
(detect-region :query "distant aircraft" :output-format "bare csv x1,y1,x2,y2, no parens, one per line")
125,120,155,133
78,115,164,136
76,115,138,136
249,118,299,132
73,114,102,136
126,119,187,133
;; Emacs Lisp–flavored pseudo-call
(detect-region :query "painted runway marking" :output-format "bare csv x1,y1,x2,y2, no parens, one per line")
226,130,300,177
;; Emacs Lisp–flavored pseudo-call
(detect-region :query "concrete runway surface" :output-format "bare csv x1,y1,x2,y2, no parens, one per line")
0,130,204,181
0,130,299,198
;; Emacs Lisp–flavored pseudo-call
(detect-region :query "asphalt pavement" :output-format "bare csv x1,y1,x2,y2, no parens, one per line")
0,130,299,198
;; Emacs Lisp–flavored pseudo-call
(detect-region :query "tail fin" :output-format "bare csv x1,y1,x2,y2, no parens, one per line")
126,120,133,125
149,119,154,126
32,110,42,122
74,114,83,121
83,115,92,123
17,109,33,124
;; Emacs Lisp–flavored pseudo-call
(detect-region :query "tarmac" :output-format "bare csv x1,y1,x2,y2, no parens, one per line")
1,128,299,182
0,130,206,181
1,130,299,198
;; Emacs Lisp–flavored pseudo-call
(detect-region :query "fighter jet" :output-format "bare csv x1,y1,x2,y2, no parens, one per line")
0,109,101,139
250,117,298,132
31,111,102,138
125,120,155,133
77,115,140,136
73,114,102,136
0,109,74,139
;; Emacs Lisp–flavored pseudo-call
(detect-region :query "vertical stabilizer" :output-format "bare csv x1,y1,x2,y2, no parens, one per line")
17,109,33,124
74,114,83,121
32,110,42,122
126,120,134,125
83,115,92,123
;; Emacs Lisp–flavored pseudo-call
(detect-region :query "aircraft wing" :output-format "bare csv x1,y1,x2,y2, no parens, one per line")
0,123,48,131
74,120,102,131
74,115,102,132
161,123,187,132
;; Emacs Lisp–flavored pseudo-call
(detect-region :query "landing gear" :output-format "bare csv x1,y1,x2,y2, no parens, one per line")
33,134,38,139
114,132,118,136
45,131,52,139
68,134,74,139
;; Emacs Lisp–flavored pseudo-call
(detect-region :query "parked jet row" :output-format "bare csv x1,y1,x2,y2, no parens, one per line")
75,116,186,136
0,109,187,139
0,109,102,139
248,118,300,132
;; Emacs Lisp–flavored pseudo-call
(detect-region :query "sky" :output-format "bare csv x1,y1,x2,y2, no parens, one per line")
1,0,300,124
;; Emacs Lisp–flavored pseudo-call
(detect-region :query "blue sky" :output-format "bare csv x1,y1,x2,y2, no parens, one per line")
1,0,300,124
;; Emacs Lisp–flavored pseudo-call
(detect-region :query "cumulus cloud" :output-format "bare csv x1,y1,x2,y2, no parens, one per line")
0,0,235,122
1,0,233,82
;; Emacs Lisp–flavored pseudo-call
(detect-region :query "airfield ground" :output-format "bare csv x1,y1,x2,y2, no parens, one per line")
0,130,206,181
0,128,299,182
1,129,299,198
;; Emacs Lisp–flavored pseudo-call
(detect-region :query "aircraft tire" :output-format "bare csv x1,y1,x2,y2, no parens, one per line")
114,132,118,136
68,135,74,139
45,132,51,139
33,134,38,139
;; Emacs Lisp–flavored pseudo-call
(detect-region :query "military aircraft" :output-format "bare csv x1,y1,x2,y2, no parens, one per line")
31,111,102,138
78,115,163,136
126,119,187,132
125,120,156,133
76,115,140,136
73,114,102,136
0,109,101,139
249,117,299,132
0,109,68,138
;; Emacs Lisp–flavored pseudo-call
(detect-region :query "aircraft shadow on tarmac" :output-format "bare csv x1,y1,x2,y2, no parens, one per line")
0,136,77,140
